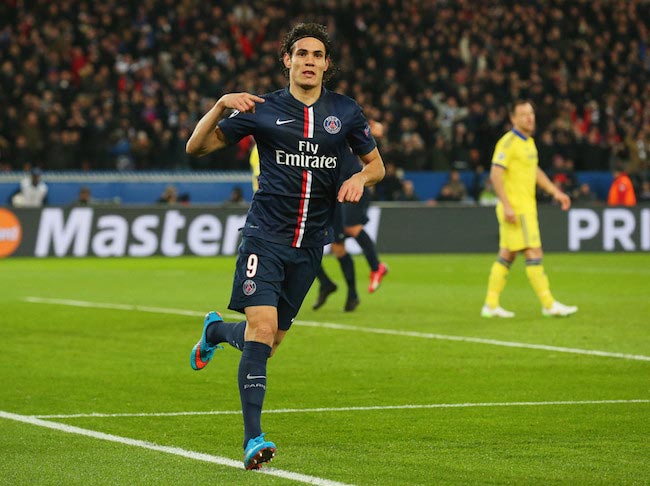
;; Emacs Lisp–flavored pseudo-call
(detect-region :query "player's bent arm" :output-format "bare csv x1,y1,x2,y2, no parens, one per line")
186,101,229,156
536,168,571,210
358,148,385,186
338,148,385,203
186,93,265,157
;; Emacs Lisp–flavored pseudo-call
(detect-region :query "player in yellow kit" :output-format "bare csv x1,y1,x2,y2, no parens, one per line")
481,100,578,318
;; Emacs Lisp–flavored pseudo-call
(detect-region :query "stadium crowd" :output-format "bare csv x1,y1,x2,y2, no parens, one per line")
1,0,649,202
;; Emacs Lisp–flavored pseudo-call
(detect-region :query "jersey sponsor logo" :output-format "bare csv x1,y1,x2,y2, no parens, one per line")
0,208,22,258
323,115,342,134
275,118,295,125
242,279,257,295
275,150,338,168
276,141,338,168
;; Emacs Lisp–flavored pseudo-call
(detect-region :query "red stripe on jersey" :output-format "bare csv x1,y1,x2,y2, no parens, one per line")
292,170,312,248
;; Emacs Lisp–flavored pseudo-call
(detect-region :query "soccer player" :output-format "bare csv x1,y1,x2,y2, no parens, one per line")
185,23,385,470
313,120,389,312
481,100,578,318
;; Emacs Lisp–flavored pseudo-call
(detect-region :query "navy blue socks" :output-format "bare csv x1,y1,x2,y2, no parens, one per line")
355,230,379,271
239,341,272,448
337,253,357,299
206,320,246,351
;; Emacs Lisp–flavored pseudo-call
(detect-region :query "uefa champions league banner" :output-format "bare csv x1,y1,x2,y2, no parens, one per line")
0,205,649,258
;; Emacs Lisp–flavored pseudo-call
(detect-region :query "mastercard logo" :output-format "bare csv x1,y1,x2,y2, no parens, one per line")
0,208,22,258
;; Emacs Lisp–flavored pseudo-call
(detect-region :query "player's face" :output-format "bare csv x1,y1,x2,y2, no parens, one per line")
284,37,329,91
511,103,535,136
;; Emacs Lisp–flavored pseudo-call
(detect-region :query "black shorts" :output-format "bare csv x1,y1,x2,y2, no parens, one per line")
228,236,323,330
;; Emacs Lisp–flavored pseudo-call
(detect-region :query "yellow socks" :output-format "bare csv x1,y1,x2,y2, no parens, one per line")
525,259,554,309
485,259,511,308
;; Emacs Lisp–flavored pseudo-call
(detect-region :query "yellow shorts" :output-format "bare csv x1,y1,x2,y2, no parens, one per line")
496,206,541,251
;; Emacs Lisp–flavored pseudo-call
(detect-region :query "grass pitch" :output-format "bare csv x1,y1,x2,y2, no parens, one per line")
1,253,649,485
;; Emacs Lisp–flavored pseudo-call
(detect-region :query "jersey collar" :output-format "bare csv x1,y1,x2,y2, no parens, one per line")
284,85,327,107
511,128,528,141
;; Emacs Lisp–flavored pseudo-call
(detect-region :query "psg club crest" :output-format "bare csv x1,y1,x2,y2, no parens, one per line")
323,116,342,134
243,279,257,296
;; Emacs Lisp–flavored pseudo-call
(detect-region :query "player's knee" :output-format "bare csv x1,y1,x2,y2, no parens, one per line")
245,323,276,347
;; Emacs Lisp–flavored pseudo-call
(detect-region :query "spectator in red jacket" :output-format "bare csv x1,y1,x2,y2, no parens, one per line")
608,165,637,206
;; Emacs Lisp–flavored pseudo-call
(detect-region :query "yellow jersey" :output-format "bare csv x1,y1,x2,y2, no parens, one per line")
249,143,260,192
491,129,538,214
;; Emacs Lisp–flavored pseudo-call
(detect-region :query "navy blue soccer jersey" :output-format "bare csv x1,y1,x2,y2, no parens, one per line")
218,86,376,248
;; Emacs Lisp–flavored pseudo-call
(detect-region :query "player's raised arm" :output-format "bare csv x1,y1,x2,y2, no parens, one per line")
338,147,385,203
186,92,265,157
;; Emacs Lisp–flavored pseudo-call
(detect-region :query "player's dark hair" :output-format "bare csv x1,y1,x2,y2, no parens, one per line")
279,23,336,83
508,99,535,114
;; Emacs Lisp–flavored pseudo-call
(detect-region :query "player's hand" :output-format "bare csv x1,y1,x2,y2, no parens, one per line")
503,204,517,224
337,173,366,203
217,92,265,114
554,191,571,211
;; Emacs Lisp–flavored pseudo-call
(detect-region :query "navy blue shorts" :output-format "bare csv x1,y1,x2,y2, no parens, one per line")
228,236,323,330
331,203,346,243
341,188,371,228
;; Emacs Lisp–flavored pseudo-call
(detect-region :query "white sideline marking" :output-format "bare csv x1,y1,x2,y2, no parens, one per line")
24,297,650,362
33,399,650,419
0,410,354,486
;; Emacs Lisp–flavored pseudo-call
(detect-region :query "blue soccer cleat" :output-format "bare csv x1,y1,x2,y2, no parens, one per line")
190,311,224,371
244,433,277,470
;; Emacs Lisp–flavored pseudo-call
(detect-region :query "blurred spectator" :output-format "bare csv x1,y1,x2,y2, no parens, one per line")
429,134,452,171
10,167,48,207
222,185,248,207
549,155,577,196
607,165,637,206
373,162,403,201
158,184,178,205
75,186,96,206
395,179,420,202
572,183,598,204
638,181,650,203
436,169,468,202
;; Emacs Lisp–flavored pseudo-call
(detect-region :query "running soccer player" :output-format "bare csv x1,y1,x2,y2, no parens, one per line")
185,23,385,470
313,120,389,312
481,99,577,318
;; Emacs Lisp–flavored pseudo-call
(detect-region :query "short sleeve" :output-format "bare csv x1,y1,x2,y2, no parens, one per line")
218,110,257,146
346,104,377,157
492,139,508,169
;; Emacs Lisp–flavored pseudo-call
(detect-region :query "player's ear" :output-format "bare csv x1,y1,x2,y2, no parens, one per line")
283,52,291,69
324,57,329,72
